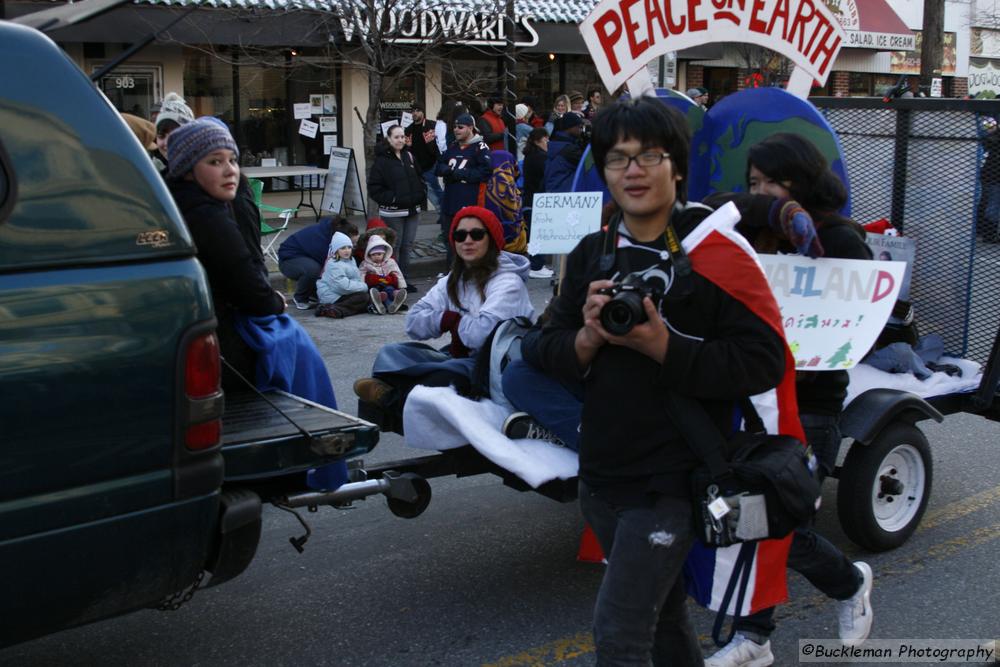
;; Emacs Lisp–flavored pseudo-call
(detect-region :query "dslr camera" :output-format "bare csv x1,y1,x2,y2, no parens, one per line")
598,273,665,336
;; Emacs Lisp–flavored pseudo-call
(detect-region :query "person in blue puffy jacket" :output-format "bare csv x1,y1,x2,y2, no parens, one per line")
278,217,358,310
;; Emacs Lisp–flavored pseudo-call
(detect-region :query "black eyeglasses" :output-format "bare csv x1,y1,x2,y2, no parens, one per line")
453,228,488,242
604,151,671,171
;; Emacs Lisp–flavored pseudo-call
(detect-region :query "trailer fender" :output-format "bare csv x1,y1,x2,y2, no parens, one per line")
839,388,944,445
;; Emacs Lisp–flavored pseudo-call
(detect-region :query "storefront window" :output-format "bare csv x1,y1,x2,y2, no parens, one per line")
96,65,162,118
848,73,874,97
562,54,601,103
378,70,421,124
439,52,601,118
183,48,339,170
440,55,500,113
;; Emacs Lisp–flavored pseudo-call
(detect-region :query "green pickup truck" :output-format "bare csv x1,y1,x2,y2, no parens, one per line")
0,19,420,648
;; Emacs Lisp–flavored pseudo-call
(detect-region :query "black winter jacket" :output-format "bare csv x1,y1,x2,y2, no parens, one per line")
521,148,547,214
367,144,426,215
536,203,786,503
170,180,285,387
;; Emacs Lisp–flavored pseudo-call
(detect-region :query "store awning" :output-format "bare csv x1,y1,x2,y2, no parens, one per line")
835,0,915,51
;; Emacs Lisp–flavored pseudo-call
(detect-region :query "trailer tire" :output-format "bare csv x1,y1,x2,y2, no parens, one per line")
837,422,932,552
386,474,432,519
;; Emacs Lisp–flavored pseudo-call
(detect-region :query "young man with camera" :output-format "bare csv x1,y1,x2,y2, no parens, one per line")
533,97,790,665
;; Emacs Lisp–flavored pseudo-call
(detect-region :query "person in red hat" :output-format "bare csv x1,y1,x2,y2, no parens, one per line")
353,206,534,410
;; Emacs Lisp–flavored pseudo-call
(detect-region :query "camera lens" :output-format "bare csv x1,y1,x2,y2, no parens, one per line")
600,292,646,336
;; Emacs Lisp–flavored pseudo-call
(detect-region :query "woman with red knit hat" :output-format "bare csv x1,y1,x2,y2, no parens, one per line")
354,206,534,409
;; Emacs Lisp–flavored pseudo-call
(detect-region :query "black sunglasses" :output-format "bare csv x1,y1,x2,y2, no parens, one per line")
453,228,488,242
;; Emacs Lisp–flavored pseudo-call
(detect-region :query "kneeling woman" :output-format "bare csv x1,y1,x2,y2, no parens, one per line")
355,206,533,408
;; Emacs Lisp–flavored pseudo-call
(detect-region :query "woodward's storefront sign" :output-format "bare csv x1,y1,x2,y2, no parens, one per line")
581,0,846,95
969,61,1000,97
336,9,539,47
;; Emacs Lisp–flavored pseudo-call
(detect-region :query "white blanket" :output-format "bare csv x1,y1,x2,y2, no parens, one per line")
401,359,983,488
402,385,578,488
845,356,982,406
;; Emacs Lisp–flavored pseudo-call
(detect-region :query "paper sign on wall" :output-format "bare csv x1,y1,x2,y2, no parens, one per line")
322,94,338,114
527,192,603,255
309,94,323,114
293,103,312,120
758,255,906,370
319,116,337,133
323,135,338,154
380,120,398,136
401,112,414,128
299,118,319,139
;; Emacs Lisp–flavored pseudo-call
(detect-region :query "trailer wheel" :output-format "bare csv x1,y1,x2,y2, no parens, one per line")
386,474,432,519
837,422,932,551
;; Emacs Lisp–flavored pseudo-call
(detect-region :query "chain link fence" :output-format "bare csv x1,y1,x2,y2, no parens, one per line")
814,97,1000,364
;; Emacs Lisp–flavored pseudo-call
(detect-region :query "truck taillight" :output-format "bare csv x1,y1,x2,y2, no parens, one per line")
185,332,221,398
184,332,222,450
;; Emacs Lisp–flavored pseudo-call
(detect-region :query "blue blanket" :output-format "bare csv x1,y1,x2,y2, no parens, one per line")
236,314,347,490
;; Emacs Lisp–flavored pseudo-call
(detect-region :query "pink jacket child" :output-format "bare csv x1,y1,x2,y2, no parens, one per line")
360,235,408,314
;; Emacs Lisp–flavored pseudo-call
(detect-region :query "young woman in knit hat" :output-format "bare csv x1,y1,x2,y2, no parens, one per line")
166,117,286,391
151,92,195,175
353,206,534,411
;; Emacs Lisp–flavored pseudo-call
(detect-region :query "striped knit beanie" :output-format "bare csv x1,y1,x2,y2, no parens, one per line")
166,117,239,180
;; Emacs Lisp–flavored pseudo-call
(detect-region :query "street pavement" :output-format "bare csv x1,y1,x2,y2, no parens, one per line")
3,249,1000,666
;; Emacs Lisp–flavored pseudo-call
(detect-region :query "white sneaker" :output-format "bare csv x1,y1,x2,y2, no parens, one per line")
369,288,386,315
839,561,873,647
705,633,774,667
528,267,554,279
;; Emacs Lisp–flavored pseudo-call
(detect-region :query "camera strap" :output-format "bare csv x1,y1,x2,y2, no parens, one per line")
599,206,694,297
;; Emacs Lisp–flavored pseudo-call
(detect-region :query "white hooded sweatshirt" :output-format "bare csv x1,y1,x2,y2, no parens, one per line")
404,251,534,353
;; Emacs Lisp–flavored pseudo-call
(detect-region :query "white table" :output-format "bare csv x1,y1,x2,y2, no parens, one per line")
243,165,328,219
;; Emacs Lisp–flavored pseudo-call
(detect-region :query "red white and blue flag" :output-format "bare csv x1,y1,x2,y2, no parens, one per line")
680,201,805,616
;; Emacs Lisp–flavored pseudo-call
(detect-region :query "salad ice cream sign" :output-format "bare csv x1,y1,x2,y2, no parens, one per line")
580,0,847,97
759,255,905,370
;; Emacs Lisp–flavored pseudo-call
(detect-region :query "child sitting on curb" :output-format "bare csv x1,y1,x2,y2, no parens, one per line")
360,235,407,314
315,232,369,318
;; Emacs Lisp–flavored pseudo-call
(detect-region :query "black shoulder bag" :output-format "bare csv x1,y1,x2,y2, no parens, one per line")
663,392,821,547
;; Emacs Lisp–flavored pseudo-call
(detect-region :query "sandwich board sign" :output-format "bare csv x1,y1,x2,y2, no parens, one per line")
579,0,847,99
321,147,366,216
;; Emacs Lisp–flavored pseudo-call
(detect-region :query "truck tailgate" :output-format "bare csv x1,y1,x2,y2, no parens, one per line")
222,391,378,481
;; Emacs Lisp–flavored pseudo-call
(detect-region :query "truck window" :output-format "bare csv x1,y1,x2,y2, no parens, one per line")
0,42,193,271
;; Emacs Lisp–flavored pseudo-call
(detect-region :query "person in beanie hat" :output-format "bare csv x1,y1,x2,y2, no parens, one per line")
152,92,195,175
544,111,586,193
166,117,240,181
515,103,533,159
435,111,492,266
352,205,533,413
166,117,285,392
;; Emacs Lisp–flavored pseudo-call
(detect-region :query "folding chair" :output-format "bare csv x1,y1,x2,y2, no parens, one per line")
247,178,297,263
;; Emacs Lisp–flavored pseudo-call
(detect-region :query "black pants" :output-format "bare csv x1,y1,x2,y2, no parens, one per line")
316,291,369,318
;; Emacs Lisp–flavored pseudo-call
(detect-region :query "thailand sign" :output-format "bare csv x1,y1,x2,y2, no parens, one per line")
580,0,846,95
759,255,905,370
